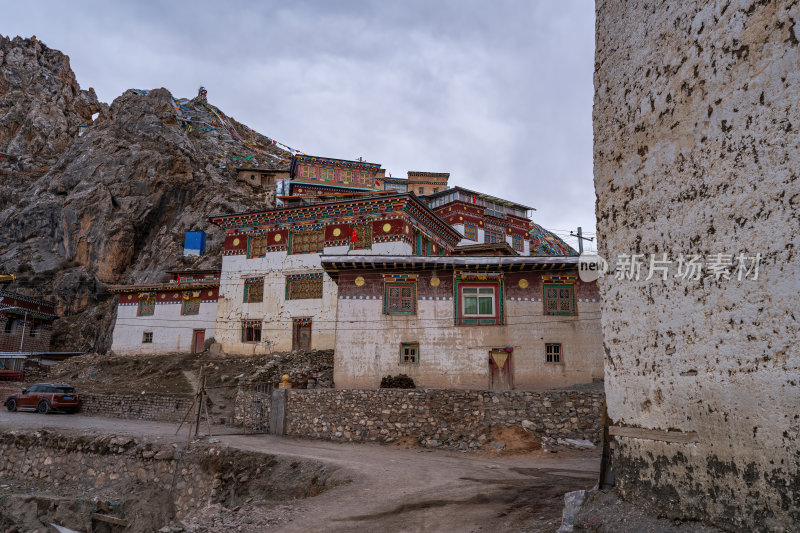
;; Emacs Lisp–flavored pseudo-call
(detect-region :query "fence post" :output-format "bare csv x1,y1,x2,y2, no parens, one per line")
269,388,287,436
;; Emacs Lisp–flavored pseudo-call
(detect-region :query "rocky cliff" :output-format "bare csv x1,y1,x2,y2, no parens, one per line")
0,35,295,352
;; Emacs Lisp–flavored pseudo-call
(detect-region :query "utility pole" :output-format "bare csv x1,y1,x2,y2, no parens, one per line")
570,227,595,254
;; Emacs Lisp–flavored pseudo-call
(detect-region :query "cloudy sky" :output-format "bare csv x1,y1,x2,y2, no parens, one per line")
5,0,597,250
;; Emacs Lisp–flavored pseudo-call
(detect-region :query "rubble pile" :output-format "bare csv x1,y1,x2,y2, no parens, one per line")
239,349,334,388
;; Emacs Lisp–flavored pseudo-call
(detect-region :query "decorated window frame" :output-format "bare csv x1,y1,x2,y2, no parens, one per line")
142,331,153,343
352,224,372,250
454,276,503,326
301,165,314,179
359,172,371,187
383,282,417,315
137,293,156,316
290,229,324,254
181,292,201,315
241,320,262,343
248,234,268,258
512,233,524,252
244,277,265,303
484,228,504,244
341,169,353,184
286,273,324,300
543,282,576,316
463,224,477,241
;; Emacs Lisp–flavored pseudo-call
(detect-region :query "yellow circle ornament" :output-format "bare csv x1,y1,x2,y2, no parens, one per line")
355,276,365,286
207,290,213,296
430,277,440,287
459,216,463,221
383,223,392,233
274,234,282,242
333,228,341,237
519,279,529,289
232,238,240,246
161,294,166,299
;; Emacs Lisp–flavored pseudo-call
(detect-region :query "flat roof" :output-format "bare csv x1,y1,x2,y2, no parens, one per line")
425,186,535,211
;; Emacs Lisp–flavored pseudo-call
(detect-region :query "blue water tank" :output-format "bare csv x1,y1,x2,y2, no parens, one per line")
184,231,206,256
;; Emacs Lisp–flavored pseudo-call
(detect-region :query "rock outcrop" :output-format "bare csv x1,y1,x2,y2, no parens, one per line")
0,35,294,352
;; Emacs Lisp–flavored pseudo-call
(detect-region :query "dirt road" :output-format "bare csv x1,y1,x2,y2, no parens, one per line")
0,411,600,532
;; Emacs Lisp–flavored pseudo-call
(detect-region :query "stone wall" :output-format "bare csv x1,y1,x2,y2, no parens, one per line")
595,1,800,531
282,388,604,449
0,430,335,532
0,383,194,422
78,392,194,422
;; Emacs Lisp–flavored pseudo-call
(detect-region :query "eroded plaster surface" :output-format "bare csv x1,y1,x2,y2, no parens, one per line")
595,1,800,530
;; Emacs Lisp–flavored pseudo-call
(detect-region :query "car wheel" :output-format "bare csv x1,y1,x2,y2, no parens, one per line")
6,399,16,412
37,400,51,414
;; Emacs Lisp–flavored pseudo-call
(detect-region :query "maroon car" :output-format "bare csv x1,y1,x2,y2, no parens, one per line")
4,383,80,414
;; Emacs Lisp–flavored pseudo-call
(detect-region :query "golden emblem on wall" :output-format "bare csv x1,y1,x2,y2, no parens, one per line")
274,233,282,242
459,216,463,221
208,290,213,296
430,277,440,287
128,295,132,300
232,237,240,246
519,278,529,288
161,294,166,299
383,223,392,233
333,228,341,237
355,276,365,286
404,226,409,234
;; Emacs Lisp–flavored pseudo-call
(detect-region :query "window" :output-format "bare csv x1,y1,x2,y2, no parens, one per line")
286,276,323,300
352,224,372,249
512,234,524,252
244,278,264,303
456,282,502,325
400,343,419,364
142,332,153,343
543,284,576,316
384,283,416,314
138,294,155,316
291,229,324,254
241,320,262,343
249,235,268,258
484,229,504,244
418,187,424,195
464,225,477,241
341,170,352,184
462,287,495,317
29,320,41,338
546,343,562,363
4,318,14,334
301,165,314,178
321,167,335,181
360,172,370,186
433,187,439,193
182,295,201,315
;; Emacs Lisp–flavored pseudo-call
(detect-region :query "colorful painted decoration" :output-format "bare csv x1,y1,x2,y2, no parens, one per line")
232,238,240,246
383,223,392,233
355,276,365,287
529,223,579,256
333,228,341,237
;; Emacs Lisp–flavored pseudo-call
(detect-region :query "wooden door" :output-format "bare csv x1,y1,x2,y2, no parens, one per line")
294,320,312,351
192,329,205,353
489,350,513,391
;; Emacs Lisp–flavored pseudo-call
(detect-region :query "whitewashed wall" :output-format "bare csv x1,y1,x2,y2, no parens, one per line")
111,301,217,355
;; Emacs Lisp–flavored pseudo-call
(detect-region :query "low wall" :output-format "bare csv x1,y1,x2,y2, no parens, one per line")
281,388,604,449
0,384,194,422
0,430,337,532
78,393,195,422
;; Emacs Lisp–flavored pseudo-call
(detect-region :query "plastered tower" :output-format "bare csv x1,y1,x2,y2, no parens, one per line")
594,1,799,530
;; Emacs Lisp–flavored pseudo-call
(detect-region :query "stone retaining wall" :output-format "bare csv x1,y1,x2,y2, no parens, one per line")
78,392,194,422
282,388,604,449
0,384,194,422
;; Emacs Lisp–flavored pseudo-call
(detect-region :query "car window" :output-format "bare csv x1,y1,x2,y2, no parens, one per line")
53,386,74,394
27,385,40,393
